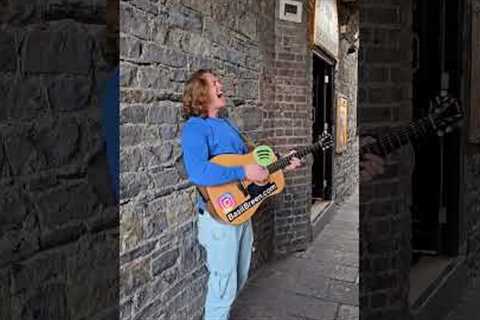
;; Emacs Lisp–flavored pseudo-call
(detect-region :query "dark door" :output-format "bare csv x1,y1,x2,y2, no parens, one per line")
312,52,334,201
411,0,462,257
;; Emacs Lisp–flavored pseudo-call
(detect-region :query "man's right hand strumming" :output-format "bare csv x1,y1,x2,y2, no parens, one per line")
244,164,269,183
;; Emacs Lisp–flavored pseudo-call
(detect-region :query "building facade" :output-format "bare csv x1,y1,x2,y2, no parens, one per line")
120,0,359,318
0,1,118,320
359,0,480,319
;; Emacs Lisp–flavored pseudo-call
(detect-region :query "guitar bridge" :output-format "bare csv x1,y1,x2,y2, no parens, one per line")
237,182,249,197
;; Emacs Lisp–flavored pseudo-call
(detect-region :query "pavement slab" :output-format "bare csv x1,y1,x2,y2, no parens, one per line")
231,191,359,320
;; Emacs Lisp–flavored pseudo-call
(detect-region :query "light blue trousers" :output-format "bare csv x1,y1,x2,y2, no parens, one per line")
197,209,254,320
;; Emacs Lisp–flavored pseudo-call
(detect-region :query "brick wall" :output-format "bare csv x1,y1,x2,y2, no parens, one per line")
270,0,314,255
271,0,360,255
464,0,480,292
0,1,117,320
120,0,359,318
464,150,480,285
358,0,414,319
335,2,360,202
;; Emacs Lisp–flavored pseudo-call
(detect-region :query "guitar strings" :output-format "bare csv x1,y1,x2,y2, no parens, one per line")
363,117,431,156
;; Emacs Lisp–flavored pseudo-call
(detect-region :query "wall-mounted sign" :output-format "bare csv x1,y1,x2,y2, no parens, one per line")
279,0,303,23
336,96,349,153
311,0,339,58
470,2,480,143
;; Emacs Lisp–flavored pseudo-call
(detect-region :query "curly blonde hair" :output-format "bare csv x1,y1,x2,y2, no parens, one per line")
182,69,216,119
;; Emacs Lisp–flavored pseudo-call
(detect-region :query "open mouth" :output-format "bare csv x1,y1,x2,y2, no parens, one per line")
217,92,224,98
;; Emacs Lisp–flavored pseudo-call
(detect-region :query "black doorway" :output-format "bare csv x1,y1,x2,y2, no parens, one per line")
312,52,334,202
411,0,462,258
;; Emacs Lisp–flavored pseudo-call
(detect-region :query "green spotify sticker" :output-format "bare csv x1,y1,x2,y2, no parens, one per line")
253,145,275,166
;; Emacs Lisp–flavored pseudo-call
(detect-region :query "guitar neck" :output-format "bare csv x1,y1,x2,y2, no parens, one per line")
267,143,324,174
361,115,437,157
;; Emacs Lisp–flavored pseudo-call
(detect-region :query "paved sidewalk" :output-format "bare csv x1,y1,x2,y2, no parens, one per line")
443,283,480,320
230,191,359,320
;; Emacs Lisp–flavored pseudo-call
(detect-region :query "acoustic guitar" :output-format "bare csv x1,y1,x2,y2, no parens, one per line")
360,94,463,158
199,133,334,225
199,95,462,225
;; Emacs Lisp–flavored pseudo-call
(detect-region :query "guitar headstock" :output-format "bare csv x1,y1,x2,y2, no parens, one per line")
429,94,464,136
318,132,334,151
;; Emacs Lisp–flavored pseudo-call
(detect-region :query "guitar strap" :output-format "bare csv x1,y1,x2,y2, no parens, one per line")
223,118,257,151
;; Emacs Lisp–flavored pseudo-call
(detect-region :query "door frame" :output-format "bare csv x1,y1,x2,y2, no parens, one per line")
312,47,336,201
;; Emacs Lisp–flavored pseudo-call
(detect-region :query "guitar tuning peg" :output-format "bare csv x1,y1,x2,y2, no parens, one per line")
445,126,453,133
437,130,444,137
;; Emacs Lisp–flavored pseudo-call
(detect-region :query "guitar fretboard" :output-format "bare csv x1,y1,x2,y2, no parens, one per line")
267,142,327,174
360,115,436,157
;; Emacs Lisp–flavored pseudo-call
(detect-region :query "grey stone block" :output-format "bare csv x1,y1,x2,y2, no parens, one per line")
120,35,142,60
1,76,48,121
0,32,16,71
41,222,87,249
166,5,203,33
133,277,168,314
11,250,65,294
143,208,168,239
66,231,118,320
0,139,5,178
0,268,11,320
129,0,159,15
120,124,161,147
152,248,179,276
44,0,104,23
23,23,93,74
237,13,256,40
121,104,149,125
338,304,359,320
120,63,138,87
36,182,98,230
0,188,28,228
236,79,258,99
120,297,133,320
159,125,178,140
203,17,230,46
47,75,92,111
12,283,68,320
0,213,40,268
132,297,165,320
180,239,202,273
147,102,181,124
0,0,38,25
5,131,46,175
121,258,152,298
121,143,174,172
140,43,188,67
120,241,156,266
121,4,153,40
137,66,171,89
231,106,263,131
120,205,145,252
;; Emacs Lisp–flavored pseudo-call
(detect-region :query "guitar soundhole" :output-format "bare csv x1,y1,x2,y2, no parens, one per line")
247,182,275,197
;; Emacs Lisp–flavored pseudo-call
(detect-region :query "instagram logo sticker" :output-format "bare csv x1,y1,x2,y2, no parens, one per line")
217,193,237,213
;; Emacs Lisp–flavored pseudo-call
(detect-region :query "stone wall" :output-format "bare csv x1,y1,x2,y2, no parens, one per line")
464,0,480,291
358,0,414,319
0,1,117,320
464,150,480,285
335,2,360,202
119,0,359,318
119,1,276,319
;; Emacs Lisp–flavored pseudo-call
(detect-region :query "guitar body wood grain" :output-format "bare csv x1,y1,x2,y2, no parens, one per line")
206,152,285,225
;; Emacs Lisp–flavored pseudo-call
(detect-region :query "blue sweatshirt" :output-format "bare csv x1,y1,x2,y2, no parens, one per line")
181,117,247,209
101,67,119,201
